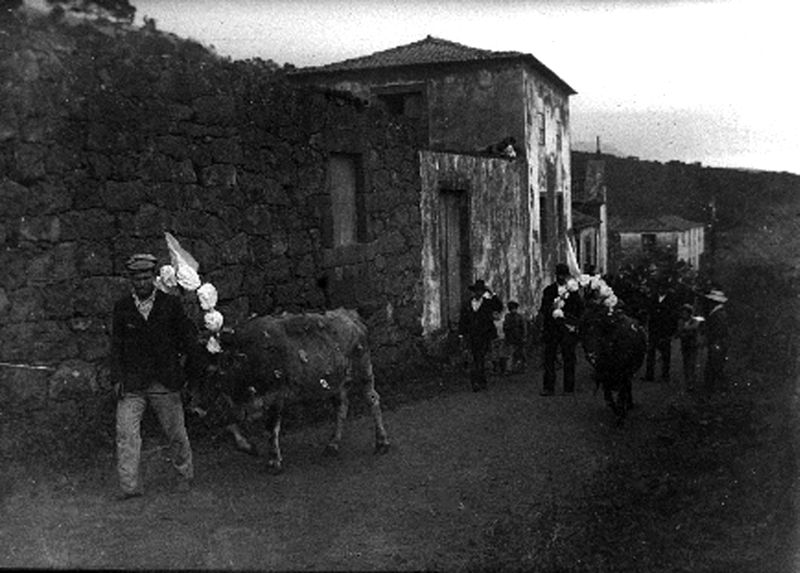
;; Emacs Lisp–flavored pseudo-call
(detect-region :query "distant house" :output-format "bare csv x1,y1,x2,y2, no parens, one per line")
609,215,705,270
290,36,579,330
571,149,608,274
572,210,601,274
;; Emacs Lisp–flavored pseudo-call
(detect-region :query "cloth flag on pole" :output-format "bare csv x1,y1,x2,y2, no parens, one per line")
565,235,582,278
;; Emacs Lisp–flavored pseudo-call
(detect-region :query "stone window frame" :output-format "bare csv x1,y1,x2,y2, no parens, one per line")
325,151,368,248
373,82,427,119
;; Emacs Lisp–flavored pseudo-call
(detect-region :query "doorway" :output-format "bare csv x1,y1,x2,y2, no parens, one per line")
439,189,470,329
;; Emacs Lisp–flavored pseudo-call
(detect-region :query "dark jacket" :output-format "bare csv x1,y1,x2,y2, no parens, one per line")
111,290,198,392
503,312,526,345
705,305,729,349
647,292,680,339
540,281,584,341
459,293,503,345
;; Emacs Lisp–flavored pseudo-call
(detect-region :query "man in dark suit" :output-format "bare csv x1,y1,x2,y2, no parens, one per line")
459,279,503,392
539,263,584,396
111,253,198,500
644,281,680,382
703,288,729,393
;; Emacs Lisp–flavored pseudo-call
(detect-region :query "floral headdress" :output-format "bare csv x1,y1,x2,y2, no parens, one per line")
551,239,619,318
155,232,224,353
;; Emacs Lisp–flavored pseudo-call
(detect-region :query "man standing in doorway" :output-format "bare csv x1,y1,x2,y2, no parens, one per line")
111,253,198,500
459,279,503,392
539,263,584,396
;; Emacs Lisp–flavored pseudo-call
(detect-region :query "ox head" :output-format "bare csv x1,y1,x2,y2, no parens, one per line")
578,303,618,368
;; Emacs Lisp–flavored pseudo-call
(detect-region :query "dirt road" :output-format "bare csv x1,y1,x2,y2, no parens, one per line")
1,361,668,571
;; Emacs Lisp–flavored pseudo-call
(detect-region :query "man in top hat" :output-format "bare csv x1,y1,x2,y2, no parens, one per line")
644,280,680,382
703,288,729,393
110,253,198,500
459,279,503,391
539,263,584,396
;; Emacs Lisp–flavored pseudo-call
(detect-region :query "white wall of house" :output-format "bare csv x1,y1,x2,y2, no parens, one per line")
618,225,705,268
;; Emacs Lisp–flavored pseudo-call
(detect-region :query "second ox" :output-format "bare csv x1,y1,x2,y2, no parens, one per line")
192,307,391,472
580,302,647,425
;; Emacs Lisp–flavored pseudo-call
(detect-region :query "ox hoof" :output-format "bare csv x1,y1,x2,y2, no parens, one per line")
323,444,340,457
374,442,390,455
266,461,283,475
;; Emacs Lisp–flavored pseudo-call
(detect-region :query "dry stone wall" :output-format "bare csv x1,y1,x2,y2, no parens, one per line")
0,13,423,450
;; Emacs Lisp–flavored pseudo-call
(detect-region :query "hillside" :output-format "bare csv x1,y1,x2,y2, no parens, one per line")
572,151,800,232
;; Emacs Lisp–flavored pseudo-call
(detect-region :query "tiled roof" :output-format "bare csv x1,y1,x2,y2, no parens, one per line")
292,36,575,94
610,215,704,233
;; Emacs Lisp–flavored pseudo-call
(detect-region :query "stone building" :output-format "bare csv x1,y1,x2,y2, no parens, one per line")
290,36,577,330
609,215,706,270
0,13,429,452
570,149,608,275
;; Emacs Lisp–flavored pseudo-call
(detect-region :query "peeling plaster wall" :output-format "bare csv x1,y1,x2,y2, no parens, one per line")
523,69,571,286
419,151,532,335
292,59,572,316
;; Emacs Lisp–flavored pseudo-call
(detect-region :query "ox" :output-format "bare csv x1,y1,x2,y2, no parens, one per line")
194,308,390,473
580,304,647,425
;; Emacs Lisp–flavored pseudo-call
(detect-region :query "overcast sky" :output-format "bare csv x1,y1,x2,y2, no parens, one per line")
132,0,799,174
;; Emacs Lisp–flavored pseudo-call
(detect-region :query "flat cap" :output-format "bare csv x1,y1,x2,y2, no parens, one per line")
126,253,158,272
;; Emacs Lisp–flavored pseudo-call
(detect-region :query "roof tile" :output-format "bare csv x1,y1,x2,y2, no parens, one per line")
292,35,575,94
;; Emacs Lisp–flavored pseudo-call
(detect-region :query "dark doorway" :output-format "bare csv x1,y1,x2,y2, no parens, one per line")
439,189,470,328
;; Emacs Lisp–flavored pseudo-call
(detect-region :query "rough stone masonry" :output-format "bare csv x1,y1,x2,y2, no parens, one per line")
0,12,426,453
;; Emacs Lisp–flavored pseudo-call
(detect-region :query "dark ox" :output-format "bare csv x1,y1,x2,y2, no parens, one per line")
197,308,390,472
580,305,647,424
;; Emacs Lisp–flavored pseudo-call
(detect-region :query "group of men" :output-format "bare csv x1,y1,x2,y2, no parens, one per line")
110,251,729,500
458,263,730,397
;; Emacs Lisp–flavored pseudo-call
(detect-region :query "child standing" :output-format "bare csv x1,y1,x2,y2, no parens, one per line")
503,301,527,374
676,303,702,391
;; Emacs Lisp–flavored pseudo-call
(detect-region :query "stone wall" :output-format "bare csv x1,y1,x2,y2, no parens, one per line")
0,13,424,454
419,150,530,334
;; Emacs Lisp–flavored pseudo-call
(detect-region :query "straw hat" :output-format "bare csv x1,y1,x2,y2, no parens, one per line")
705,289,728,303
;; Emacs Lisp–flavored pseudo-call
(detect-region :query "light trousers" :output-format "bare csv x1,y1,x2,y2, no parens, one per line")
116,388,193,494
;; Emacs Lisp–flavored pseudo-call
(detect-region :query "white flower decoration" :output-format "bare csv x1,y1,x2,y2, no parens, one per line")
197,283,218,311
604,294,619,308
554,297,565,310
552,308,565,319
557,285,567,297
566,278,579,292
159,265,177,288
599,283,614,299
176,265,201,291
206,335,222,354
204,309,224,333
578,274,591,288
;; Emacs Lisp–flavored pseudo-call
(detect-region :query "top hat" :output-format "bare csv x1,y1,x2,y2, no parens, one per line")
468,279,488,293
555,263,570,276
